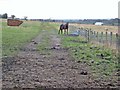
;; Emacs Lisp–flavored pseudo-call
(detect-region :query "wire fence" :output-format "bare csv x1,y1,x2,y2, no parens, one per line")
77,28,119,50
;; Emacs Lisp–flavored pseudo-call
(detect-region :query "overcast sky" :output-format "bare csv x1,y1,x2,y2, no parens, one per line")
0,0,119,19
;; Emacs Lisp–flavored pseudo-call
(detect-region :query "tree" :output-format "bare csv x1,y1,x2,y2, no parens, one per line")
11,15,15,19
2,13,8,19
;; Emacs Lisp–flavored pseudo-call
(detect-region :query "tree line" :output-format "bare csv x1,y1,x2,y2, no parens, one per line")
0,13,28,20
0,13,16,19
0,13,8,19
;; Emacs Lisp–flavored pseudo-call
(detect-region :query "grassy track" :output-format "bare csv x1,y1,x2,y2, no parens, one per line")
37,22,58,54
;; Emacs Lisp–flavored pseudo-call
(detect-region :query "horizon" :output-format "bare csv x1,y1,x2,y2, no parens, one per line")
28,18,118,20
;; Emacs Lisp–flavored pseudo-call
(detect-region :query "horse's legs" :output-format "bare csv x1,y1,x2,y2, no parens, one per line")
67,29,68,34
58,29,63,34
64,29,66,34
65,29,68,34
58,29,61,34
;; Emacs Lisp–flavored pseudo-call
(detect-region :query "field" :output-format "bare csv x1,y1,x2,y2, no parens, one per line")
1,20,119,88
71,23,118,34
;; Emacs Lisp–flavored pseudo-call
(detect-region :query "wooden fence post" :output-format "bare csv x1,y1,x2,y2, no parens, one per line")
96,32,99,41
100,32,103,43
85,29,87,38
105,31,108,45
87,30,90,42
116,33,119,50
91,30,93,39
93,31,96,36
110,32,113,46
89,29,92,41
93,31,95,41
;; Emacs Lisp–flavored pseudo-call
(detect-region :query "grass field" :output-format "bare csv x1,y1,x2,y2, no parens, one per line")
71,23,118,34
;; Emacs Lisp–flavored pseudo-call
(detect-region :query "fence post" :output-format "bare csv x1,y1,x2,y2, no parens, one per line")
87,29,90,42
91,30,93,40
95,32,99,44
94,31,95,39
89,28,92,42
116,33,119,50
93,31,95,41
100,32,103,43
85,29,87,39
96,32,99,42
105,31,108,45
110,32,113,46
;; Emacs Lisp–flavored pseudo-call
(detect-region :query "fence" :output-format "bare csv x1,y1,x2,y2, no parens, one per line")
77,28,119,50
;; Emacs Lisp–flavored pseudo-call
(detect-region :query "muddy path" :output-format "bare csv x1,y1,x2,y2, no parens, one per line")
2,29,116,89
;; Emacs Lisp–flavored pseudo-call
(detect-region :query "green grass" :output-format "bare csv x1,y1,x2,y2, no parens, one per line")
2,20,58,56
60,35,118,79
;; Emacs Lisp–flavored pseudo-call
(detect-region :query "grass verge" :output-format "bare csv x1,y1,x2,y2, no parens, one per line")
60,34,118,81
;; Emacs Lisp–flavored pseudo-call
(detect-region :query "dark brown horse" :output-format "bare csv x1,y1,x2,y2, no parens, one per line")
58,22,69,34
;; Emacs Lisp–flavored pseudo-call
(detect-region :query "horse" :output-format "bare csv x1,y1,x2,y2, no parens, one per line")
58,22,69,34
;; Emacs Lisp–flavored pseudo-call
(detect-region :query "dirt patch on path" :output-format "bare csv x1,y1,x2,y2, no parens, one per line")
2,29,104,88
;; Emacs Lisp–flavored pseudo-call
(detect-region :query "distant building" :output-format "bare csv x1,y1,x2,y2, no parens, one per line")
95,22,104,25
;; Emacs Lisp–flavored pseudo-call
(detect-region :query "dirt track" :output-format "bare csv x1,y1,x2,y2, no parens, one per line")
2,29,118,88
